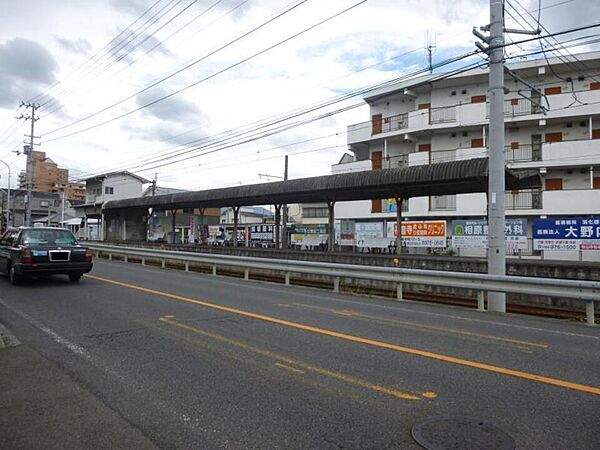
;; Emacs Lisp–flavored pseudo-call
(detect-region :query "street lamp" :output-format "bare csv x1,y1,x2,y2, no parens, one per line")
0,159,11,230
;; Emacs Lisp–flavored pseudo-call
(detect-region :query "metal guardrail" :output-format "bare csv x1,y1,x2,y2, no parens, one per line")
87,243,600,326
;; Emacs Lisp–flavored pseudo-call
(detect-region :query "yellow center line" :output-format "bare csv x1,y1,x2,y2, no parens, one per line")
292,303,548,349
86,274,600,396
159,316,424,401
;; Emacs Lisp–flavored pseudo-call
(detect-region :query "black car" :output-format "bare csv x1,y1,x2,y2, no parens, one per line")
0,227,93,285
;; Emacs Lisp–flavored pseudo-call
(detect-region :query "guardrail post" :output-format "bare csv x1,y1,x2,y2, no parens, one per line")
477,291,486,311
586,301,596,326
108,253,112,261
185,262,189,272
161,259,166,269
141,258,145,266
212,264,217,276
396,283,403,301
244,268,249,280
333,277,340,293
285,272,290,285
124,255,128,263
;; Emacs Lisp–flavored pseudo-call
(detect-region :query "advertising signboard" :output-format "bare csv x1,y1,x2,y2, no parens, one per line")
533,217,600,251
248,224,274,242
290,224,327,243
340,220,355,246
451,219,528,250
355,222,384,240
401,221,446,247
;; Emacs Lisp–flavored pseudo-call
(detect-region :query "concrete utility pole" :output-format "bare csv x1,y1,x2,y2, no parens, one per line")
475,0,507,312
282,155,289,249
0,159,11,230
18,102,40,227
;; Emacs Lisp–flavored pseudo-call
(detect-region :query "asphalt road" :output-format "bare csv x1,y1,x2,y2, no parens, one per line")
0,259,599,449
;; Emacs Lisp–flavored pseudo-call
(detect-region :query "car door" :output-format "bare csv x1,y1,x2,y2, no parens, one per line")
0,230,18,274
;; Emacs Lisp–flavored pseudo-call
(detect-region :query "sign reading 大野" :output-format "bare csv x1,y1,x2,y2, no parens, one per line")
451,219,528,250
533,218,600,251
401,221,446,247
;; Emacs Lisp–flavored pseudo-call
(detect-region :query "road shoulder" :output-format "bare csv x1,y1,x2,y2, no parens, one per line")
0,343,158,450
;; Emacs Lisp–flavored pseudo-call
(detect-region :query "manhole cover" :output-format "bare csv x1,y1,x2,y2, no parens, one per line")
411,416,515,450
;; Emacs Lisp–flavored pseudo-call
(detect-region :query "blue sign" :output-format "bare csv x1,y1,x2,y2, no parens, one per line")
534,217,600,251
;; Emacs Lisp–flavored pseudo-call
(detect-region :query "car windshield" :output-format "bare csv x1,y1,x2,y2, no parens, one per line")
21,229,78,247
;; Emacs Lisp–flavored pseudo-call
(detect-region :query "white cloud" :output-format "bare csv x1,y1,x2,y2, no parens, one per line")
0,0,594,191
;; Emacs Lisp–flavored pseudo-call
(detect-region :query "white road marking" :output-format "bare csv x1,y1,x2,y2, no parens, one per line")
0,298,92,359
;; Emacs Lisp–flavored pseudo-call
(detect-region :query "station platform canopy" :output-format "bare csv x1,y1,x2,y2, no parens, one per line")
102,158,540,212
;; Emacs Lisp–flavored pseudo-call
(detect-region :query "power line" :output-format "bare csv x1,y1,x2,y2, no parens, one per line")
69,51,483,179
31,0,168,106
64,30,597,180
73,28,474,176
41,0,314,139
40,0,185,109
42,0,205,115
72,56,487,179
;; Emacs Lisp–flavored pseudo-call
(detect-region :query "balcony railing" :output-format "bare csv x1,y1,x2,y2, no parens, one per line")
384,154,409,169
430,149,456,164
430,195,456,210
505,189,542,209
381,113,408,134
487,97,534,118
429,106,456,124
505,143,542,162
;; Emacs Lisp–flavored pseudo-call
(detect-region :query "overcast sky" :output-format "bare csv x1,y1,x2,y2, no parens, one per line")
0,0,596,191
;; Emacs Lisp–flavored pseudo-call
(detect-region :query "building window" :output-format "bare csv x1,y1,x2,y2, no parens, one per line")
430,195,456,211
302,207,328,218
545,178,563,191
104,187,114,195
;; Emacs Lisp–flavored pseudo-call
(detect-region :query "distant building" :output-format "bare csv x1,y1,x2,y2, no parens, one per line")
220,206,274,224
17,150,86,202
74,171,150,240
64,182,86,202
0,189,75,227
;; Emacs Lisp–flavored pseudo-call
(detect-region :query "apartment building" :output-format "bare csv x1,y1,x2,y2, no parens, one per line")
335,51,600,260
19,151,68,193
17,151,86,201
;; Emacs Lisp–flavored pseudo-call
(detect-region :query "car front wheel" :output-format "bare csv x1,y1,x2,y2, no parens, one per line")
9,264,21,285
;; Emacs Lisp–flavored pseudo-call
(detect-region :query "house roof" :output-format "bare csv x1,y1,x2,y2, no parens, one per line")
82,171,150,184
102,158,541,213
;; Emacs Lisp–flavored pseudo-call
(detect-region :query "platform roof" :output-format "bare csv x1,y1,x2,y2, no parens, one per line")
102,158,540,212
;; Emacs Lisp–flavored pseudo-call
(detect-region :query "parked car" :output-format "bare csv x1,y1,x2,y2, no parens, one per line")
0,227,93,285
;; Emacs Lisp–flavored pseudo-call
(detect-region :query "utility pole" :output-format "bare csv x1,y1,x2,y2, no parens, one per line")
0,159,11,231
424,30,437,74
152,173,157,196
474,0,506,312
17,102,40,227
282,155,289,249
